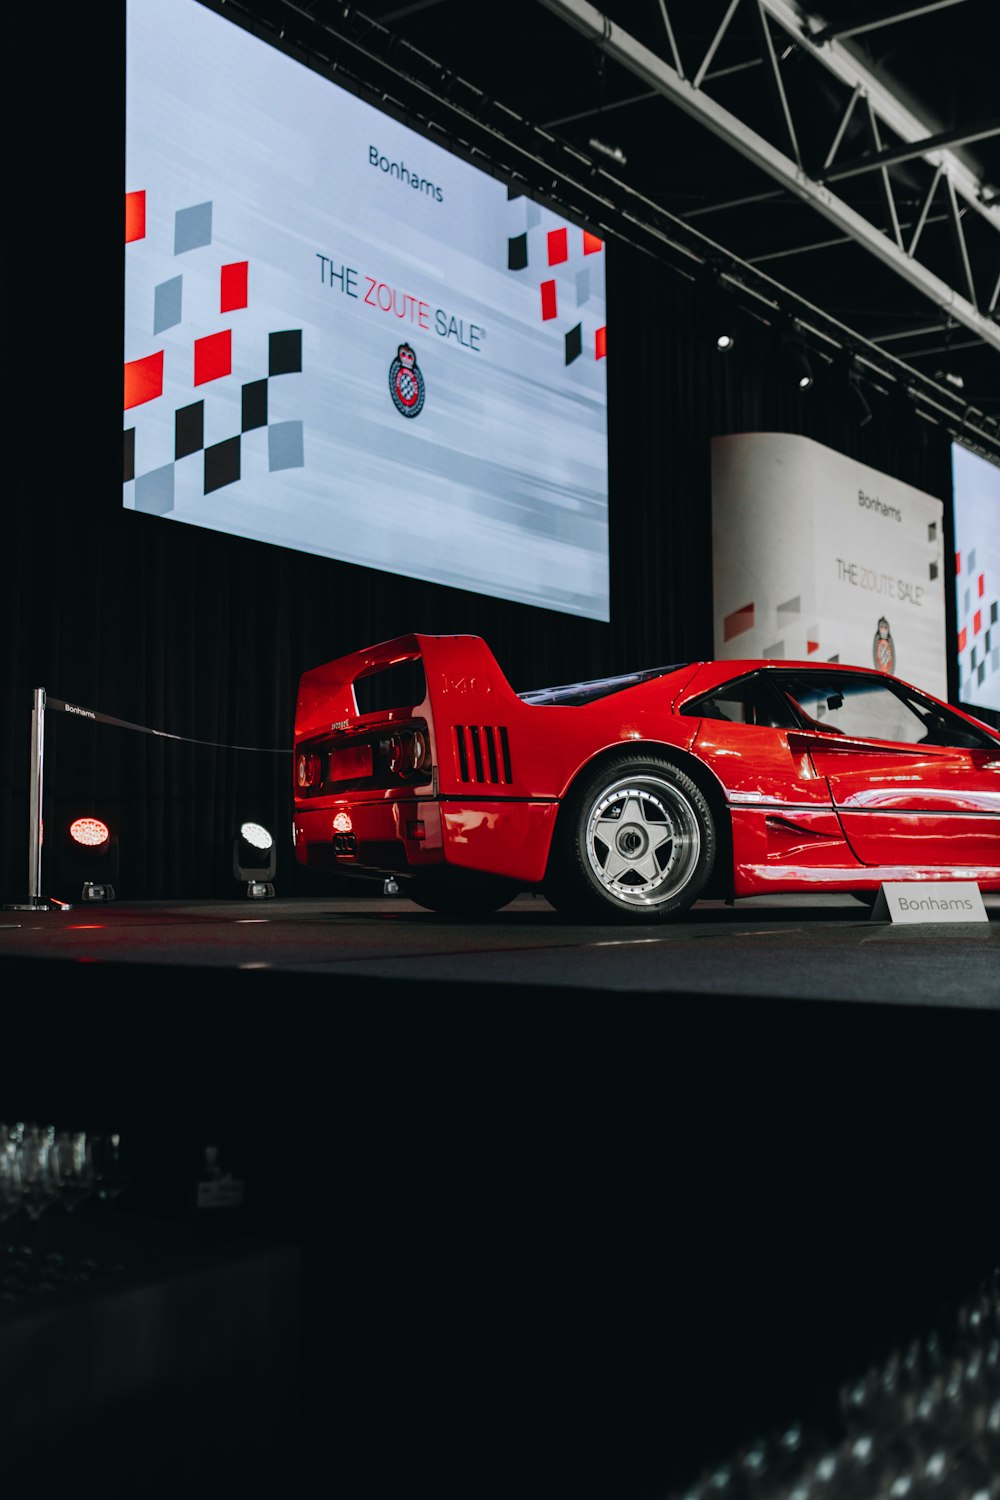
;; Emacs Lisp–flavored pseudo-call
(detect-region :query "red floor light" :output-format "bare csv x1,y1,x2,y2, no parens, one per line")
63,817,118,902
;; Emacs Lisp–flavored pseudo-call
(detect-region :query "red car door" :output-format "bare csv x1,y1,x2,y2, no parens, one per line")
773,671,1000,869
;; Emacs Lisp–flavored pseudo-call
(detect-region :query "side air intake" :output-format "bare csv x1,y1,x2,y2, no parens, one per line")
453,725,513,785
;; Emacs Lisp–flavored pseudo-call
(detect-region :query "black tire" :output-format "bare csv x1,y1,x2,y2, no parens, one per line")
545,754,716,922
405,875,520,917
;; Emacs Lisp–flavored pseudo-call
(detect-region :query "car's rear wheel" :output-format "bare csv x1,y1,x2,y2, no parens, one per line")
405,875,520,916
545,755,716,922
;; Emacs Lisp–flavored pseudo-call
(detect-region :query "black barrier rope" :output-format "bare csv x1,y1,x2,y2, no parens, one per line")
45,697,292,755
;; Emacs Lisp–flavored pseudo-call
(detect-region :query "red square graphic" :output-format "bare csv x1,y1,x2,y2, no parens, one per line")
125,190,146,244
221,262,248,313
974,609,983,635
979,573,985,597
540,280,557,321
595,325,607,359
958,627,967,653
124,350,163,411
583,231,603,255
724,603,754,642
955,551,961,574
547,229,568,266
807,640,819,654
194,330,232,387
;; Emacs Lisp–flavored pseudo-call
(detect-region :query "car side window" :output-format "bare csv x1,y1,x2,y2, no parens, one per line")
771,673,994,749
682,675,799,729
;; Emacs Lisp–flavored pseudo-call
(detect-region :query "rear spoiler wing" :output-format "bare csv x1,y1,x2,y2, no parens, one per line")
294,633,524,744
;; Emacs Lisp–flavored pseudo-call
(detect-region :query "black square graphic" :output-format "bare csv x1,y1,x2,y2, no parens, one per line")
123,428,135,483
242,380,268,432
269,330,302,376
992,601,999,624
507,184,525,201
175,401,205,460
565,324,582,364
204,436,241,494
929,561,938,580
508,233,528,271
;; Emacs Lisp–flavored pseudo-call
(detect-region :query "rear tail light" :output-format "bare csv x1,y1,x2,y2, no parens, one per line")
297,752,322,789
387,728,430,777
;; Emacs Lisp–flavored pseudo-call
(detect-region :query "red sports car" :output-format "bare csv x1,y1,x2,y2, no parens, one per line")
292,633,1000,919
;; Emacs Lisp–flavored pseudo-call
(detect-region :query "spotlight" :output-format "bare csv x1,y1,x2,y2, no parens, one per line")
233,821,276,898
588,137,627,166
62,816,118,902
783,335,814,390
716,332,735,353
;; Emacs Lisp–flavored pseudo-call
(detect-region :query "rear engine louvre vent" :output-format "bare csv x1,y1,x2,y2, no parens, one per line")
454,725,512,785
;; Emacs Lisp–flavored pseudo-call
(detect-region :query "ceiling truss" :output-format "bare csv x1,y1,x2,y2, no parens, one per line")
540,0,1000,356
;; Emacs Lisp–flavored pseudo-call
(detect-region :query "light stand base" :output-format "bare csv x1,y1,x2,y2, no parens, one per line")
81,882,116,902
245,881,275,899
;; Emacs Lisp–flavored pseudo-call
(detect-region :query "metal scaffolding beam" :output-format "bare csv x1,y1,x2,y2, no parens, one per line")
538,0,1000,355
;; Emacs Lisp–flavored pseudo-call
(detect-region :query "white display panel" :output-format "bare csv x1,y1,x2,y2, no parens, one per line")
711,432,946,699
123,0,609,620
952,443,1000,712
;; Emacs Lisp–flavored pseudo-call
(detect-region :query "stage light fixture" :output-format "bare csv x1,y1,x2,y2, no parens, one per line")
63,816,118,902
716,331,735,353
782,335,814,391
588,137,626,166
850,373,873,427
233,820,276,898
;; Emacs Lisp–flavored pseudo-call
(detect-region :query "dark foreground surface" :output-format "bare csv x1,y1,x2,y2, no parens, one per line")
1,891,999,1497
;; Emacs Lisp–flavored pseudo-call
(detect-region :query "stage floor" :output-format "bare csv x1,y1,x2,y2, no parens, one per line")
2,889,998,1008
4,889,1000,1500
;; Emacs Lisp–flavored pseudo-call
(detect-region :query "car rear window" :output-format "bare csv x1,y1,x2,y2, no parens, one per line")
519,664,688,707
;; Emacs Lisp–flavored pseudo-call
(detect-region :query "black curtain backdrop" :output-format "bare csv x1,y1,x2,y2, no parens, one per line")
1,4,955,903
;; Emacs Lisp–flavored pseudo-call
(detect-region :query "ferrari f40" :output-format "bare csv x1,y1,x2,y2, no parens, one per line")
292,634,1000,919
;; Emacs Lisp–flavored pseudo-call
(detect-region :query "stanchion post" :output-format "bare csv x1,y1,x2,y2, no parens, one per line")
28,686,45,902
4,687,70,912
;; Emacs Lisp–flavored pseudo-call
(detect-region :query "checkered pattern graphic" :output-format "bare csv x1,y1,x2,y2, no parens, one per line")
123,192,303,506
506,187,606,365
956,548,999,699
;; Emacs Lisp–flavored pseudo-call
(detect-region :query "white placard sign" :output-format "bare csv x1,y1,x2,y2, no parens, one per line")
870,881,988,923
711,432,946,698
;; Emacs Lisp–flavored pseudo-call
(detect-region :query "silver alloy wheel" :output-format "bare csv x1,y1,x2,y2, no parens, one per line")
584,774,702,908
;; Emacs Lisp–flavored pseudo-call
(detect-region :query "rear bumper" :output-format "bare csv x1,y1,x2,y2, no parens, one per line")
293,797,558,884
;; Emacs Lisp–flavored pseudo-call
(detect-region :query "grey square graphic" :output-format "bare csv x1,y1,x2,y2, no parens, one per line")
525,201,541,230
269,421,304,472
576,268,591,307
174,201,213,255
134,463,175,515
777,596,801,616
762,641,785,657
154,276,183,335
967,548,977,573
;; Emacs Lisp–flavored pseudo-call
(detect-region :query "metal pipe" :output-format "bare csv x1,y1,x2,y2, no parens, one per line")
28,689,45,903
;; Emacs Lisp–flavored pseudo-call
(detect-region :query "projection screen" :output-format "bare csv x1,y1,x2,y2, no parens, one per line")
123,0,609,620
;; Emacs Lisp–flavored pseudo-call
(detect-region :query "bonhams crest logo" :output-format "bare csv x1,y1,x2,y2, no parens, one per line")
389,343,426,418
873,616,896,673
